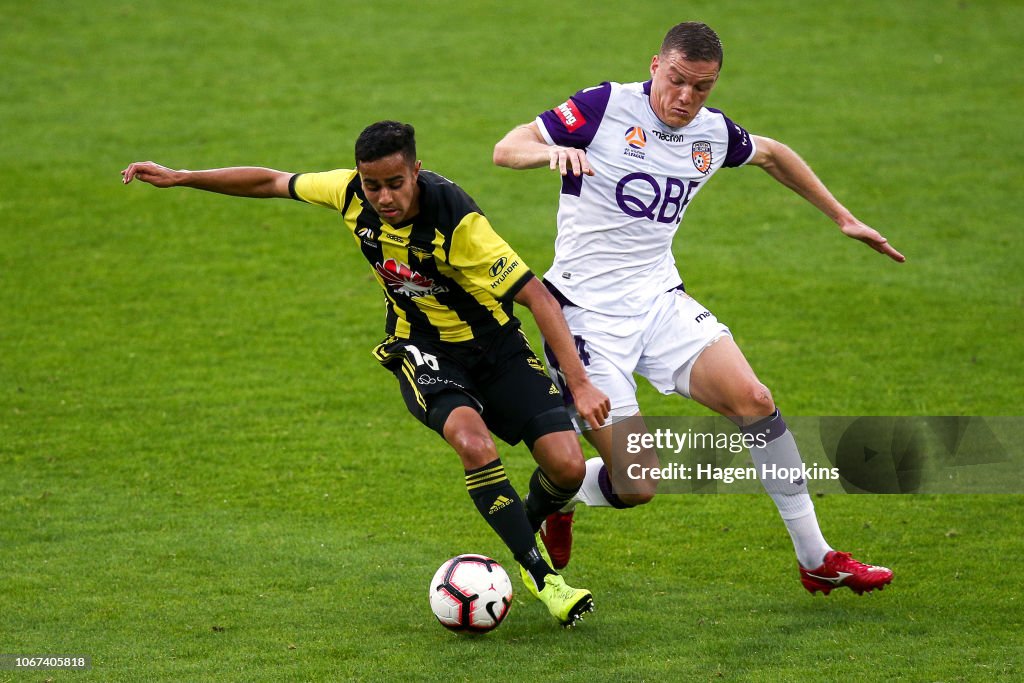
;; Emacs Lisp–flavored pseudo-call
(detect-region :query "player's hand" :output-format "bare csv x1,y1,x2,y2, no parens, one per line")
121,161,182,188
571,379,611,430
841,219,906,263
548,146,594,177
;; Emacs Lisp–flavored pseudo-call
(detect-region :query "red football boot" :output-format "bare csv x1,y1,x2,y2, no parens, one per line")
539,510,575,570
800,550,893,595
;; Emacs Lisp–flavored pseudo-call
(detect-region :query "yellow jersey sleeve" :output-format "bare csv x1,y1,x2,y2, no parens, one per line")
448,213,533,301
289,169,359,210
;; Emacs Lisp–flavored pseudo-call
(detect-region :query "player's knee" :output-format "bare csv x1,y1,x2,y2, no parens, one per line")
733,382,775,418
448,431,498,470
547,452,585,489
524,409,583,487
532,435,586,488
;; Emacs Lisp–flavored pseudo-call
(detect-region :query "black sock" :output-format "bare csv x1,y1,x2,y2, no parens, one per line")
525,467,581,532
465,459,553,587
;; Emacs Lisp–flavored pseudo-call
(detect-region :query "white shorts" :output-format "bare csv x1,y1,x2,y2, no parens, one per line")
544,288,731,430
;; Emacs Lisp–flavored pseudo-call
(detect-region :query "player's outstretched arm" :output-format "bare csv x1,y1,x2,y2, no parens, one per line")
748,135,905,263
493,122,594,177
121,161,293,199
513,278,610,429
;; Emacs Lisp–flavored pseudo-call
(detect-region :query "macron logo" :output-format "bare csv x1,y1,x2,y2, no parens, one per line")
555,99,585,133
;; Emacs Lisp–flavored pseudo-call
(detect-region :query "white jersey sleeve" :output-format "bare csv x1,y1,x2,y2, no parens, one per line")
534,81,756,314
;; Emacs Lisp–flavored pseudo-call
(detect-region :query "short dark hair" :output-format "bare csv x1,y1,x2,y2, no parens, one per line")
354,120,417,165
660,22,723,67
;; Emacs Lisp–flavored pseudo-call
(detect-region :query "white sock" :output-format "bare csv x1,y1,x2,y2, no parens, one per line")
783,510,832,569
746,416,832,569
563,457,612,510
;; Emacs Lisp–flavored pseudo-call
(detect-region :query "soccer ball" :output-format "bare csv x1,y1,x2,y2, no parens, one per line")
428,554,513,633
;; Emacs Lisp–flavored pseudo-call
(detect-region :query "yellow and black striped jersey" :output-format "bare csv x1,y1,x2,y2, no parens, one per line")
289,168,533,342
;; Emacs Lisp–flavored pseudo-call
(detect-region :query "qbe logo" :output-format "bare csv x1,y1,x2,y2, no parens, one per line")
615,173,703,224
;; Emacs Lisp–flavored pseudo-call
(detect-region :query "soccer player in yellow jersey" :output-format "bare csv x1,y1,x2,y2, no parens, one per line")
122,121,610,627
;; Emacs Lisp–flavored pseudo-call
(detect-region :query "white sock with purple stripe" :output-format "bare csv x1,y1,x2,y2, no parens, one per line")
744,410,832,569
563,456,633,510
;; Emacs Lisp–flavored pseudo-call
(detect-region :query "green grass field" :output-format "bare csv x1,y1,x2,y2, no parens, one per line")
3,1,1023,680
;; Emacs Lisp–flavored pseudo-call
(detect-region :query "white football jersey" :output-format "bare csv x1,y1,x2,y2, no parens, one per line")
535,80,756,314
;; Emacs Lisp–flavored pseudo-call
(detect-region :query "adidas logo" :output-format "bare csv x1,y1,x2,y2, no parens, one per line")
488,495,513,515
548,385,560,395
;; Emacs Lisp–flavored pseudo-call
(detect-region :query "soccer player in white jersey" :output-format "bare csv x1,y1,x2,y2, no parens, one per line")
493,22,902,595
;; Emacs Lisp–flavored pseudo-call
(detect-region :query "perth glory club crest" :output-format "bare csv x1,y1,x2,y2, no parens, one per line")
691,141,712,174
375,257,448,298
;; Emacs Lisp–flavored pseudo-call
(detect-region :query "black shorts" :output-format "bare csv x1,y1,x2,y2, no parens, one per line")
372,321,572,446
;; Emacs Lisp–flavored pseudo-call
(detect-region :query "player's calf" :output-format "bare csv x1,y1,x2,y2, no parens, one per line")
525,429,586,532
583,413,659,506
